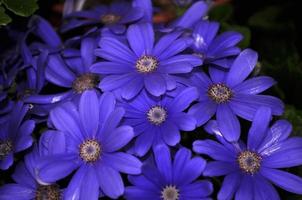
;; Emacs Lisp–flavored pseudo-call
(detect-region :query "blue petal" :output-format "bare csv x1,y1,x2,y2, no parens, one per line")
15,120,34,152
180,180,213,198
144,73,166,97
262,138,302,168
102,152,142,174
39,154,79,183
102,125,134,152
79,90,99,138
176,156,206,186
261,168,302,194
233,76,276,95
161,121,180,146
134,126,155,156
247,107,272,151
188,100,216,126
153,145,172,182
127,23,154,57
125,187,158,200
253,174,280,200
235,175,253,200
12,162,36,188
193,139,236,162
217,104,241,142
81,37,97,69
203,161,237,177
0,184,34,200
50,102,84,142
257,120,292,153
96,165,124,199
169,87,199,112
218,172,241,200
226,49,258,87
80,167,100,200
122,76,144,100
96,37,136,64
175,1,208,29
90,61,132,74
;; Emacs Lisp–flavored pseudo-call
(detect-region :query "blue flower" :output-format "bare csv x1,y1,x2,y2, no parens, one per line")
91,22,202,99
0,101,35,170
62,0,144,34
0,133,65,200
24,36,101,108
193,107,302,200
191,20,243,68
120,87,198,156
125,145,213,200
189,49,284,141
37,90,142,199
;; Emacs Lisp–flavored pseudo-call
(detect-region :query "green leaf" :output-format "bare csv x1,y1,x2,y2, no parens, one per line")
209,4,233,22
2,0,38,17
0,6,11,26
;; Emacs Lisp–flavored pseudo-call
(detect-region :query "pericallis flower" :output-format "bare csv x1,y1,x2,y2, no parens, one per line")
61,0,144,34
120,87,198,156
0,131,65,200
37,90,142,199
191,20,243,68
188,48,284,141
193,107,302,200
24,36,100,107
91,22,202,99
0,101,35,170
125,145,213,200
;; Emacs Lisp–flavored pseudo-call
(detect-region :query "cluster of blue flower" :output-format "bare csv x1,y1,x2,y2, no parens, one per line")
0,0,302,199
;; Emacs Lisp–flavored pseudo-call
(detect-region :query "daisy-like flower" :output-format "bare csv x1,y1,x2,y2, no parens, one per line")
0,132,65,200
24,36,100,107
0,101,34,170
37,90,142,199
125,145,213,200
191,20,243,68
193,107,302,200
61,0,144,33
120,87,198,156
91,22,202,99
188,48,284,141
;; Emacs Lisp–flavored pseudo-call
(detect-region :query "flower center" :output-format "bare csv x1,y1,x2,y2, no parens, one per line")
161,185,179,200
35,184,61,200
79,139,101,163
0,140,12,160
72,73,99,93
147,106,167,125
136,55,158,73
208,83,233,103
100,14,121,24
238,151,262,174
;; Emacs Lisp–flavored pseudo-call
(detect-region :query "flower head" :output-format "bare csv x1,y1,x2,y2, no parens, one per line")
24,36,101,110
191,20,243,68
125,145,213,200
37,90,142,199
189,49,284,141
0,101,34,170
0,134,65,200
120,87,198,156
193,107,302,200
62,0,144,34
91,23,202,99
